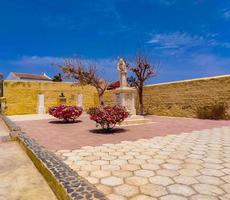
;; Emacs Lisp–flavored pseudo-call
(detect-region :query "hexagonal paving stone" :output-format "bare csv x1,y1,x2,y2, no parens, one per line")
77,170,89,177
101,176,124,186
161,163,181,170
167,159,184,164
173,175,198,185
111,159,128,165
141,164,160,170
193,183,225,196
114,184,139,198
148,159,165,165
96,184,112,195
179,169,200,177
185,158,203,164
149,176,174,186
196,175,224,185
107,194,126,200
190,194,219,200
202,163,224,169
160,194,187,200
199,169,224,177
134,170,155,177
130,195,157,200
121,164,140,171
167,184,195,196
140,184,168,197
112,170,133,178
221,194,230,200
91,170,111,178
129,159,147,165
221,183,230,193
86,176,99,184
221,175,230,183
101,165,120,171
156,169,179,177
125,176,148,186
222,168,230,175
182,163,203,170
92,160,109,165
81,164,100,171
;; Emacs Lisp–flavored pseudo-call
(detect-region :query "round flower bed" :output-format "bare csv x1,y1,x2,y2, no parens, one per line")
88,106,129,132
49,105,83,122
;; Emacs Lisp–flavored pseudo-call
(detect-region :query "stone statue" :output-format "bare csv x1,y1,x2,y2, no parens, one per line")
117,58,127,87
117,58,127,73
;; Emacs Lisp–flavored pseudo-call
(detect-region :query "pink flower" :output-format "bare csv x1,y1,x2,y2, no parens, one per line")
49,105,83,122
88,106,129,131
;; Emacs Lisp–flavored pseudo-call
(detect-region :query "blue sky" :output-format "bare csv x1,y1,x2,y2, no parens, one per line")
0,0,230,83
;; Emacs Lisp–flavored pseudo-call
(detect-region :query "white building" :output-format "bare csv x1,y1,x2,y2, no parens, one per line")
6,72,52,82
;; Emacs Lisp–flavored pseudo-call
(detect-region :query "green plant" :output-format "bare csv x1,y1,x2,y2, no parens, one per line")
196,102,229,120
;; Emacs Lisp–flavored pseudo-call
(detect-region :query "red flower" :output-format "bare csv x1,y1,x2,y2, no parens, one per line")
49,105,83,122
88,106,129,131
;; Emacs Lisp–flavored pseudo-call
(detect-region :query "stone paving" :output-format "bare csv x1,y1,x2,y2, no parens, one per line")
0,142,57,200
0,118,57,200
14,114,230,150
56,126,230,200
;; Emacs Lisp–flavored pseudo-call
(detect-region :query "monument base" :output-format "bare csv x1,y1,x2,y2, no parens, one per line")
120,115,153,126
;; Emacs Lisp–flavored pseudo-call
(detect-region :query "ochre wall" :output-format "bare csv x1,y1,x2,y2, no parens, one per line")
143,75,230,117
4,75,230,117
103,75,230,118
4,81,98,115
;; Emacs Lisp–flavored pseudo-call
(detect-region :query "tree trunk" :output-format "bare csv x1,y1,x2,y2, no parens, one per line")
99,94,104,106
139,85,144,115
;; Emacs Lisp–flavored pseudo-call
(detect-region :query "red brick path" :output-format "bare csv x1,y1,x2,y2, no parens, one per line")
15,115,230,150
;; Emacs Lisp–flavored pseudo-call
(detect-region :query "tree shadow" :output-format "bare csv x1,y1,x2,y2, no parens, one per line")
89,128,128,135
49,120,82,124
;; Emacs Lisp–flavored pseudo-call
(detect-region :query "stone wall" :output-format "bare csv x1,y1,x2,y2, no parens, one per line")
4,75,230,117
104,75,230,118
143,75,230,117
4,81,97,115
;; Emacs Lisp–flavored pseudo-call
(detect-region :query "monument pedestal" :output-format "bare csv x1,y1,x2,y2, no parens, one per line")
114,58,152,126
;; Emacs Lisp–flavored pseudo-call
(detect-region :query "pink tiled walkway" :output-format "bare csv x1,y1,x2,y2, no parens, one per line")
15,115,230,150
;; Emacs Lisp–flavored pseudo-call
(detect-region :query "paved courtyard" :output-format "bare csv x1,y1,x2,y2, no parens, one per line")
13,114,230,150
55,126,230,200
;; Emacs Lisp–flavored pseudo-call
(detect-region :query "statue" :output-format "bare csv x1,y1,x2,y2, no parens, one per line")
117,58,127,73
117,58,128,87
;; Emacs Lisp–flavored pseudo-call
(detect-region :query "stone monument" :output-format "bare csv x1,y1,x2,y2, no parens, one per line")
115,58,136,115
114,58,151,125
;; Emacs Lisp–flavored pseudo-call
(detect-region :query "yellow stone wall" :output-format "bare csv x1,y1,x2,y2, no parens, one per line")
104,75,230,118
143,75,230,117
4,75,230,117
4,81,98,115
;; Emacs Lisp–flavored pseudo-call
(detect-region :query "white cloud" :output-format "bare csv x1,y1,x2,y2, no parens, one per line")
147,31,230,54
222,9,230,19
148,32,206,49
10,56,64,67
8,56,118,81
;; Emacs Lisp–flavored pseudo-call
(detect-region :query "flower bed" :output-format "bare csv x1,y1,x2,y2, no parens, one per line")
49,105,83,122
88,106,129,131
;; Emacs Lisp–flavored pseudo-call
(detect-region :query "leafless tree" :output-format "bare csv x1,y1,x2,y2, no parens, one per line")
60,58,108,105
127,54,157,115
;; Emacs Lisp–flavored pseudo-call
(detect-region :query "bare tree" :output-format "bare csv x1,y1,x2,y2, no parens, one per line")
60,58,108,105
127,54,157,115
